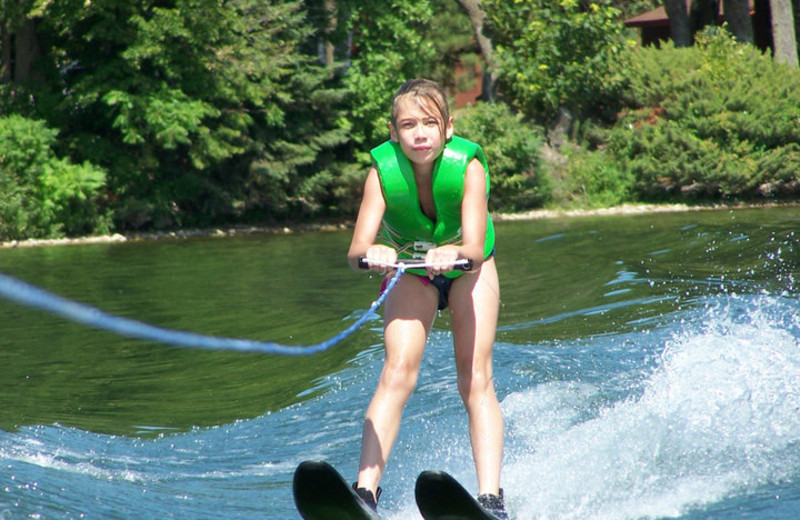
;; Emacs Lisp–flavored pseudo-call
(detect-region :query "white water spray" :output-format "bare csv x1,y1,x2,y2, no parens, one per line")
502,295,800,520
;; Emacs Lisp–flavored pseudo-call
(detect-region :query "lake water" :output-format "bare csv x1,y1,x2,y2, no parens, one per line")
1,205,798,519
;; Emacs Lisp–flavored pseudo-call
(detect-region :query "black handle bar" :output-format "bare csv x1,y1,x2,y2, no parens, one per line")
357,257,473,271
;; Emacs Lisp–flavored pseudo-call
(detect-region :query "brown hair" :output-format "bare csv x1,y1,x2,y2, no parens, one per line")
390,79,450,138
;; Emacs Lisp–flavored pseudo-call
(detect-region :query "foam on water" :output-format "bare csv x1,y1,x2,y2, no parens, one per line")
2,289,799,519
500,294,800,520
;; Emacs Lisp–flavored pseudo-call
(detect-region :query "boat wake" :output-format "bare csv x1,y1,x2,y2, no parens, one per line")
500,294,800,520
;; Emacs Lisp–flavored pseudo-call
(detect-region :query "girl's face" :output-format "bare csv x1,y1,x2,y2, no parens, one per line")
390,96,453,169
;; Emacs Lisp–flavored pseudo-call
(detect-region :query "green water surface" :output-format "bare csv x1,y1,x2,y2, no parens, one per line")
0,206,796,436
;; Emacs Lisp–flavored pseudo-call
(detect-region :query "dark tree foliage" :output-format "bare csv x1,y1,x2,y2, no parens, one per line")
2,0,350,231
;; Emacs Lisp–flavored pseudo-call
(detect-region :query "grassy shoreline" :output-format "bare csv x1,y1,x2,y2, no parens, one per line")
2,200,797,249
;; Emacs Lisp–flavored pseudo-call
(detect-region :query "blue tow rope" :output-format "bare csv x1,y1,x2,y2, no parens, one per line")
0,269,406,356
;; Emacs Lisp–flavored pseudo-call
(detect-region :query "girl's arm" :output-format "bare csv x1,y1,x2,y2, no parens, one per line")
458,157,490,265
347,167,396,272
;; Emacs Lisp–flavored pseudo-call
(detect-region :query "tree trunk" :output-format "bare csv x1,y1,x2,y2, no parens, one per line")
769,0,799,66
456,0,496,101
14,18,38,82
664,0,693,46
323,0,336,71
792,0,800,59
1,28,11,82
723,0,754,43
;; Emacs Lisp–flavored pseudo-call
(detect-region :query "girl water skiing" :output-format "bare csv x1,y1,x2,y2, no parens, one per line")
347,78,508,519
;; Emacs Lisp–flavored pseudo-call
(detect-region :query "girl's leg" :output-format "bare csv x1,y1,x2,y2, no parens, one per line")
449,258,503,495
357,274,438,495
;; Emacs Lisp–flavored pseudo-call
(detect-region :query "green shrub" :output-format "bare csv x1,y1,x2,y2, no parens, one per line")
455,101,550,211
0,115,109,240
609,28,800,201
550,146,634,209
484,0,630,122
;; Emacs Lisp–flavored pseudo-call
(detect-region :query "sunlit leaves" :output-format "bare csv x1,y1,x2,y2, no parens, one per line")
0,115,108,239
484,0,629,121
609,30,800,200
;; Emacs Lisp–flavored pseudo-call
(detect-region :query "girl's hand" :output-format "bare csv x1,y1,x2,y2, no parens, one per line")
424,246,460,278
364,245,398,275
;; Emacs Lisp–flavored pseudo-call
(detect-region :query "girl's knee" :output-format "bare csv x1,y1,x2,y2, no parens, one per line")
379,361,419,396
457,369,494,404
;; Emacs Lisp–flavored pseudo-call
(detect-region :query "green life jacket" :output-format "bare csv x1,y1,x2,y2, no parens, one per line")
370,135,495,278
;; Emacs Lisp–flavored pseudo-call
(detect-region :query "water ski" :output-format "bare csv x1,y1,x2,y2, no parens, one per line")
415,470,505,520
293,460,380,520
